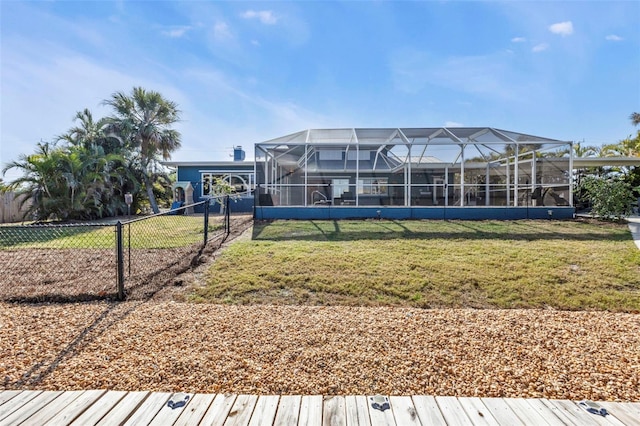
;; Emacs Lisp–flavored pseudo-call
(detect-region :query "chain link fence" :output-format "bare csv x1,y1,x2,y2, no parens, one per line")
0,198,231,303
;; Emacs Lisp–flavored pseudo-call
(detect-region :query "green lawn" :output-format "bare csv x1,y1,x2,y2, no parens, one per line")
194,219,640,312
0,215,222,249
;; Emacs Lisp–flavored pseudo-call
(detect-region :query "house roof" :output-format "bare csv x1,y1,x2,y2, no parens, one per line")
162,161,253,168
257,127,568,146
572,156,640,167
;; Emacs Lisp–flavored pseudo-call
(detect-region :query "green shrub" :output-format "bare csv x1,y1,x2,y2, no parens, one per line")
578,176,638,220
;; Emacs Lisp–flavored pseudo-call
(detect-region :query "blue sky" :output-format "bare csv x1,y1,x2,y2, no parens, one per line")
1,1,639,182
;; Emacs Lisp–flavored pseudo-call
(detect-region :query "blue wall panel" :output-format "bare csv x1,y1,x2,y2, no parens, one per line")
175,165,254,213
254,206,575,220
210,196,254,214
177,166,204,201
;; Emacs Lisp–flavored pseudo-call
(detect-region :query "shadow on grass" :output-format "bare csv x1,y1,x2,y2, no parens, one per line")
251,219,633,243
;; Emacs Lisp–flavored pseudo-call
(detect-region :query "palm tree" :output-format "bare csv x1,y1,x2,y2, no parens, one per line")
58,108,123,154
2,142,70,220
57,108,137,218
573,142,598,158
631,112,640,126
103,87,181,213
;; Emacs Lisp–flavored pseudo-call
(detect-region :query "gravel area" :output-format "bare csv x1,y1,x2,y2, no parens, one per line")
1,302,638,401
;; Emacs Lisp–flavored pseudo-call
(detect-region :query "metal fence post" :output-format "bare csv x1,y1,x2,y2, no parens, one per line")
225,195,230,235
116,221,125,300
203,200,209,246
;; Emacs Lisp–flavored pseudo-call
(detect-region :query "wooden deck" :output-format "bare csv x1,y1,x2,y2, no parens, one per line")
0,390,638,425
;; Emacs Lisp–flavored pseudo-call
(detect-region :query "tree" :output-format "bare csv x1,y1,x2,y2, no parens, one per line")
601,136,640,158
631,112,640,126
58,108,123,155
577,176,637,221
57,108,135,217
103,87,181,213
3,127,133,221
2,142,71,221
573,142,598,158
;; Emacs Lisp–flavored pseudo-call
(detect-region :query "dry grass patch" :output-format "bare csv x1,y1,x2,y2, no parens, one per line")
193,219,640,311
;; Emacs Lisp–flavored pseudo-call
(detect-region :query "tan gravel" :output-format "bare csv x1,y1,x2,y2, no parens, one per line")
1,302,638,402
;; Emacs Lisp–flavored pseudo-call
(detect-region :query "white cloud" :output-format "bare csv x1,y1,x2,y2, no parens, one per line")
241,10,278,25
605,34,623,41
549,21,573,36
162,26,192,38
511,37,526,43
213,21,232,40
445,121,463,128
532,43,549,53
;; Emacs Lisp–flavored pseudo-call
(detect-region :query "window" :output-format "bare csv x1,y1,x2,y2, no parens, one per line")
347,150,370,161
358,178,388,195
331,179,350,198
202,173,253,197
319,150,343,160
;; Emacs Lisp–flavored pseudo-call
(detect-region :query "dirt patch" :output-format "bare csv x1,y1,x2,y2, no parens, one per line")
0,215,253,303
0,249,118,302
1,303,638,401
143,215,254,302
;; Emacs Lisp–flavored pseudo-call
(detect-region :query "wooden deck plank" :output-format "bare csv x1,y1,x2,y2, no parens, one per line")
323,395,347,426
388,396,420,426
457,397,499,425
148,392,195,426
502,397,561,425
0,390,42,422
248,395,279,426
69,390,128,426
538,398,585,426
565,400,629,426
542,399,606,426
480,398,525,425
0,390,62,426
173,393,216,426
598,401,640,426
199,393,237,426
224,394,258,426
367,395,395,426
122,391,171,426
1,389,638,426
299,395,323,426
23,390,83,425
274,395,301,426
0,391,22,407
520,398,567,426
411,395,447,426
96,391,150,426
575,403,631,426
345,395,370,426
435,396,472,426
43,389,107,426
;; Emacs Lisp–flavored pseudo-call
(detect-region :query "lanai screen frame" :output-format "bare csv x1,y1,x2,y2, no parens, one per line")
255,127,573,209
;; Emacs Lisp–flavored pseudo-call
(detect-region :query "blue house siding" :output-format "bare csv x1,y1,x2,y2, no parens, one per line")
172,163,255,213
210,195,255,214
254,206,575,220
